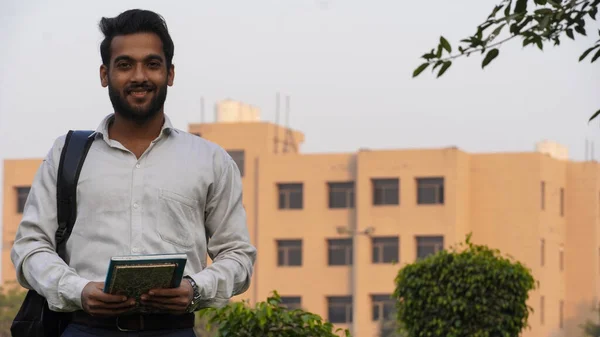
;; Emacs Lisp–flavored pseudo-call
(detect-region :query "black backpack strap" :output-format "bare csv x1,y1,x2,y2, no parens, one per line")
55,130,95,260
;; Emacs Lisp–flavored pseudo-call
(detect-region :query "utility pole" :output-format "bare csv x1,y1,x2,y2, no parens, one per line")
336,225,375,337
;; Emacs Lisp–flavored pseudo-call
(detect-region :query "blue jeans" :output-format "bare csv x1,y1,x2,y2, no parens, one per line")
61,323,197,337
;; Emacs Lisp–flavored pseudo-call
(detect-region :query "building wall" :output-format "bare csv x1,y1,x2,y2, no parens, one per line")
2,158,43,288
2,122,599,337
564,162,600,337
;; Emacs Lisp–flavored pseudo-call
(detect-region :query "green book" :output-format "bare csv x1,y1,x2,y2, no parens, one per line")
103,253,187,313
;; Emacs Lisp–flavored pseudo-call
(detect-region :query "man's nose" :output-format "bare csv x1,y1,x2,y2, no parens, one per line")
131,63,147,82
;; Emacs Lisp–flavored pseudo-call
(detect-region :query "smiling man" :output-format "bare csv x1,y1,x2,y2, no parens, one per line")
11,9,256,337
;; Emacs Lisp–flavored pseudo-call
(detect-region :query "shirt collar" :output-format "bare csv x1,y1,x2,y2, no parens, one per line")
92,113,178,140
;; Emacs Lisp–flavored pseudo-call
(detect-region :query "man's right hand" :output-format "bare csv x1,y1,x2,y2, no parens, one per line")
81,282,136,317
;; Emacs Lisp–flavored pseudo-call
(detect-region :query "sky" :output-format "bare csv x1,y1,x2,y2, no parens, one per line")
0,0,599,232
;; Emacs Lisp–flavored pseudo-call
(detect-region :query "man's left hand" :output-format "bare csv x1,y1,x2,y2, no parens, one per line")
140,280,193,314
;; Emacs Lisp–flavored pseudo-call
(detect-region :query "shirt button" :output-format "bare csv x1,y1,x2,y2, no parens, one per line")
135,163,141,169
132,247,140,253
133,203,139,209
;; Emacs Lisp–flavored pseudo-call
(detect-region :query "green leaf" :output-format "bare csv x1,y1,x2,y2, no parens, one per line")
535,8,554,15
437,61,452,78
589,109,600,123
539,15,551,30
436,44,443,58
491,23,506,38
488,5,504,19
440,36,452,53
566,28,574,40
515,0,528,13
536,39,543,50
432,60,444,71
591,48,600,63
504,0,513,17
413,62,430,77
591,7,598,19
547,0,560,7
579,46,600,61
482,48,500,69
575,25,587,36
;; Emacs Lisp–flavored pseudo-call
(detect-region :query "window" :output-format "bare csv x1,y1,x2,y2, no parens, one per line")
372,237,399,264
16,186,31,213
372,178,399,205
328,239,352,265
278,183,303,209
560,187,564,216
227,150,245,177
540,296,545,324
559,300,564,329
541,181,545,210
277,240,302,266
327,296,352,323
559,248,564,271
371,294,395,321
541,239,545,267
416,177,444,205
416,236,444,259
280,296,302,310
328,182,355,209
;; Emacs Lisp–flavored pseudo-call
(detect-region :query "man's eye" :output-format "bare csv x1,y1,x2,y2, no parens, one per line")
148,62,161,68
117,63,131,69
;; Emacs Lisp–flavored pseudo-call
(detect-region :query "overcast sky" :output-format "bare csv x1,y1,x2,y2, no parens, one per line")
1,0,598,231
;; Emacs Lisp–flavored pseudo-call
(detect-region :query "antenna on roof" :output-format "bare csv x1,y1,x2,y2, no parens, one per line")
283,95,297,153
274,92,280,154
200,97,205,123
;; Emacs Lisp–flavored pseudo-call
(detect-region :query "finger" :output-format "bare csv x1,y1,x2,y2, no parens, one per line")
92,291,131,304
141,296,189,306
86,301,135,312
87,299,136,311
147,288,184,298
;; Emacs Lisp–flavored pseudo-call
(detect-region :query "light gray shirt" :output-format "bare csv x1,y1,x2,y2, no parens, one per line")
11,114,256,312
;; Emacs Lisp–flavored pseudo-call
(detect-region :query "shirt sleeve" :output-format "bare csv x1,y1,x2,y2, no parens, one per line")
190,150,257,308
10,136,91,312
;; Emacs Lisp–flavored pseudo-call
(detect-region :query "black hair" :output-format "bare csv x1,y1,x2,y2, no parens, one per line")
99,9,174,68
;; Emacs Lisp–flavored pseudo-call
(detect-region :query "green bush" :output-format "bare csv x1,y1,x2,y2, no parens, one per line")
393,234,536,337
0,282,28,337
198,291,350,337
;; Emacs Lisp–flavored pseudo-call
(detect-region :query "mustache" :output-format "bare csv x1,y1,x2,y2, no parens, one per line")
126,82,156,93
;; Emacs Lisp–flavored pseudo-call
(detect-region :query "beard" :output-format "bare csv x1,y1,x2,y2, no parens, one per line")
108,78,168,124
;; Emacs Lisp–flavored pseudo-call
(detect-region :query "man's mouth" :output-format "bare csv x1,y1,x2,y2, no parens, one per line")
128,89,154,98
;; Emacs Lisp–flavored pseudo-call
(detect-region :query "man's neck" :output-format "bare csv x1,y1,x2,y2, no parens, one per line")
109,112,165,142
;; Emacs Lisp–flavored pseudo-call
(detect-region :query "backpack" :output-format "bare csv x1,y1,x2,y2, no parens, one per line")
11,130,95,337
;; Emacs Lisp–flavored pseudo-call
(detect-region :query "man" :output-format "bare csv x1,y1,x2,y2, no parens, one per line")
11,9,256,337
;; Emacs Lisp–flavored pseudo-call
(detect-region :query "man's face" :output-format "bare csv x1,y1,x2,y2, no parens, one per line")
100,32,174,124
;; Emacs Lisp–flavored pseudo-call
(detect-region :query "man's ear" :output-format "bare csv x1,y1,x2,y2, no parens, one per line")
100,64,108,88
167,64,175,86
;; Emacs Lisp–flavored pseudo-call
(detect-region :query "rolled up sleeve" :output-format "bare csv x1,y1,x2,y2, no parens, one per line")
10,137,90,312
190,151,256,307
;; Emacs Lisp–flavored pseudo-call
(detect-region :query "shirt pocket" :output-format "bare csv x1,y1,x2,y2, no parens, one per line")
157,189,200,249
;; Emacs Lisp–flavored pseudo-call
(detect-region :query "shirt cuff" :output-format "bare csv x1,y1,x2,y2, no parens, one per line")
59,275,91,310
190,271,215,299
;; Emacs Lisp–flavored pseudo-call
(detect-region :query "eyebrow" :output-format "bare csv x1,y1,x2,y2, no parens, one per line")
113,54,165,64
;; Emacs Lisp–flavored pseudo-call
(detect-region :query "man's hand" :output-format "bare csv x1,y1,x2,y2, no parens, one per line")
140,279,193,314
81,282,136,317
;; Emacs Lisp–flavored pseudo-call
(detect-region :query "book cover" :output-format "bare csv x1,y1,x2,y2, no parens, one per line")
103,253,187,313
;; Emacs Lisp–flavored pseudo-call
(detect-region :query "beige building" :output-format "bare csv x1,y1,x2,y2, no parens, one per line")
3,106,600,337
